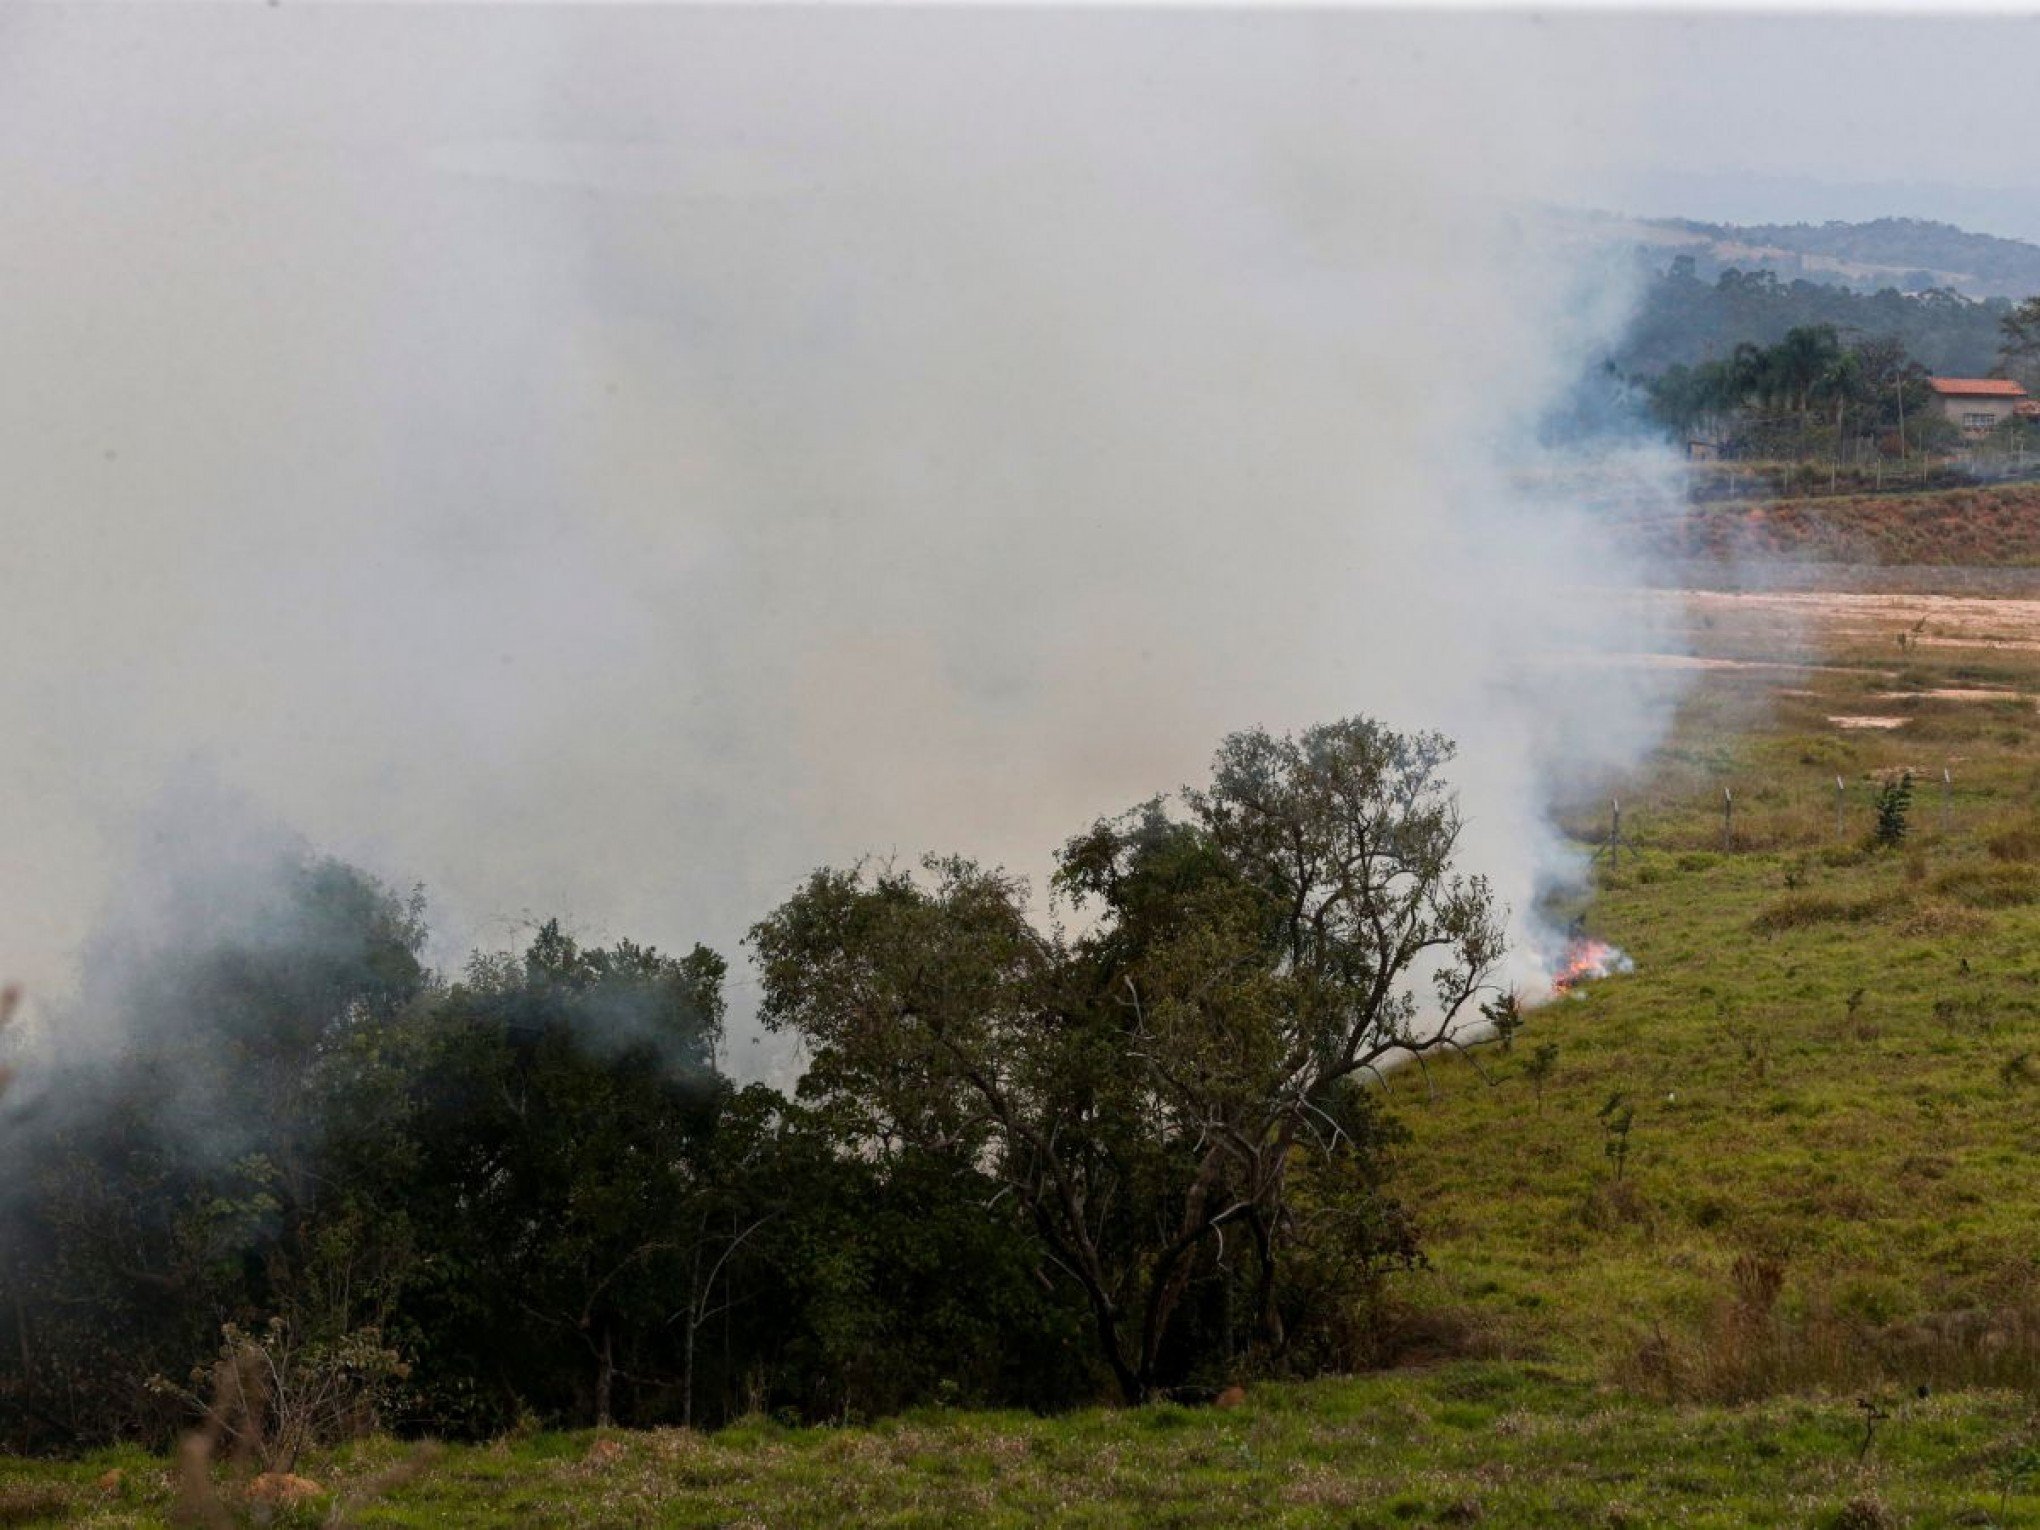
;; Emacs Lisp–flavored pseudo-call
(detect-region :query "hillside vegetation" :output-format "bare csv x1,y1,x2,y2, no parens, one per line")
4,1374,2035,1526
1616,264,2017,380
1636,216,2040,302
15,579,2040,1522
1401,598,2040,1389
1658,483,2040,566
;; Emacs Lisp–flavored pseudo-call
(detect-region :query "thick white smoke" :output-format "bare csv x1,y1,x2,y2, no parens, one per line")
0,10,1687,1073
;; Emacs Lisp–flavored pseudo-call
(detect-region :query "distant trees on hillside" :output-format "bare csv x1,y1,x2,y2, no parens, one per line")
2002,297,2040,393
1678,217,2040,299
1642,324,1960,465
1617,259,2015,380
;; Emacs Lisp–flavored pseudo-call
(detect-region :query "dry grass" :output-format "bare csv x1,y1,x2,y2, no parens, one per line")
1624,1253,2040,1408
1747,888,1907,933
1664,484,2040,568
1929,863,2040,908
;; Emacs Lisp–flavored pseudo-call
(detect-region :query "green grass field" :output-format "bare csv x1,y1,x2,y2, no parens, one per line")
8,1371,2037,1528
15,577,2040,1526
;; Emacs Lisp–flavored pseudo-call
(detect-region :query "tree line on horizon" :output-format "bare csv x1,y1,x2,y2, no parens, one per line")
1618,259,2023,381
0,718,1502,1459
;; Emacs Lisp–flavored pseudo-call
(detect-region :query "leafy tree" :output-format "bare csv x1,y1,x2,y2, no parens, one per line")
1621,263,2013,381
362,923,728,1429
0,856,430,1449
1873,772,1915,849
1775,326,1842,418
752,718,1504,1402
2001,296,2040,392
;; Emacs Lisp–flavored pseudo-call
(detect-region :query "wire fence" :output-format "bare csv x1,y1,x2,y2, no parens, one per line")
1589,762,1964,861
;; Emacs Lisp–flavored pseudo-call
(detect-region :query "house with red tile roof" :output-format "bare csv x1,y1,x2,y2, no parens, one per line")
1929,377,2031,437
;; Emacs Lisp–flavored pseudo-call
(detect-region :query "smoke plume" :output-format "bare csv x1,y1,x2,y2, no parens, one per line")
0,9,1689,1074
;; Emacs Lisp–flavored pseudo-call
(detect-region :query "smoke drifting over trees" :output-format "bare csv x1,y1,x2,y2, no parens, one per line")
0,9,1687,1058
0,6,1722,1455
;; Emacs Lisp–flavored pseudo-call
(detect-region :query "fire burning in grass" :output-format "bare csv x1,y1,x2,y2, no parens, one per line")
1550,937,1633,997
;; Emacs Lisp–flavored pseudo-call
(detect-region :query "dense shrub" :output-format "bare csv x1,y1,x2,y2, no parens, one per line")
1,717,1456,1447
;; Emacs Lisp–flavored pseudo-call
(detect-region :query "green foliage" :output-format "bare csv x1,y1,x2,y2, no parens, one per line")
1596,1093,1635,1180
3,716,1488,1448
753,717,1501,1403
8,1363,2040,1525
1640,320,1955,465
2002,295,2040,391
1873,772,1915,848
1621,262,2013,382
0,856,431,1449
1662,217,2040,299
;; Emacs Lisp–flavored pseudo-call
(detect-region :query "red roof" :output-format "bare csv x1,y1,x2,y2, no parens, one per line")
1929,377,2029,398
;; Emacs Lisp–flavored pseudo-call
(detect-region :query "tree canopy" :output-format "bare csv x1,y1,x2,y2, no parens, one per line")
0,715,1498,1449
752,718,1501,1401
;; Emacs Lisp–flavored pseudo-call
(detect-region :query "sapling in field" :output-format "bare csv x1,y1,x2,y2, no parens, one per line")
1598,1092,1635,1180
1523,1042,1559,1113
1482,991,1524,1053
1873,772,1914,849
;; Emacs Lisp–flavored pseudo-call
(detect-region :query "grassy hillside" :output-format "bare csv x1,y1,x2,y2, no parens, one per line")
6,1375,2036,1527
15,593,2040,1525
1400,634,2040,1382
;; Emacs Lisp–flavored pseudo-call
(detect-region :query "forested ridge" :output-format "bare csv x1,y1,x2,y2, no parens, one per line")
1615,259,2018,379
1635,215,2040,299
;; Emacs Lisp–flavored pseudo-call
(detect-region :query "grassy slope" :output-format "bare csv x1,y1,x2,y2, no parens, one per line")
1663,483,2040,566
9,1378,2037,1528
1397,618,2040,1379
17,597,2040,1525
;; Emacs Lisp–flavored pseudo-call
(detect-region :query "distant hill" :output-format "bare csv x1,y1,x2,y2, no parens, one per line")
1620,214,2040,301
1610,260,2014,381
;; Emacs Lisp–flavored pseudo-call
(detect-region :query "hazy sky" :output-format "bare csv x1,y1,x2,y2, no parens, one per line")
1592,13,2040,241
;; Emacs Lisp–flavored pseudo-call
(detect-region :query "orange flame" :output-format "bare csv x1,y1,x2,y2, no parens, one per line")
1551,938,1625,996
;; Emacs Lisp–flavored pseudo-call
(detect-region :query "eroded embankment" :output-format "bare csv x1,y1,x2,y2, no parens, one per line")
1642,482,2040,571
